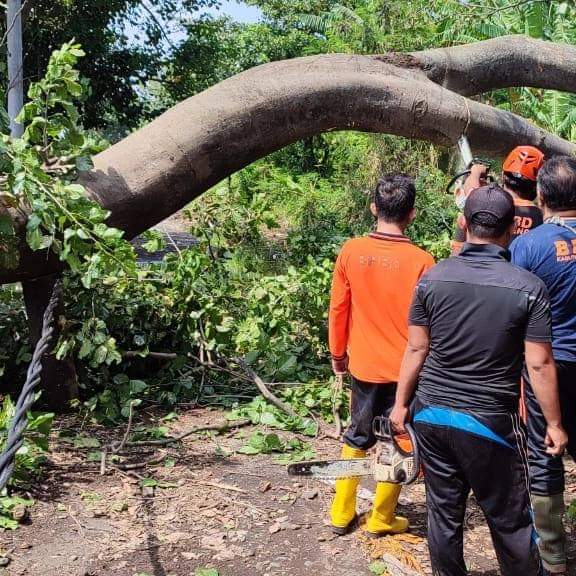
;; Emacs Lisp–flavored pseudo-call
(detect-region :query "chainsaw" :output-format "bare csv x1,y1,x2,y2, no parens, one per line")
446,135,493,209
287,417,420,485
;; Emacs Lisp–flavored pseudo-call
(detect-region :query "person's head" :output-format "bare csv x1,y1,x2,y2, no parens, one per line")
370,174,416,228
463,183,516,247
501,145,545,201
537,155,576,213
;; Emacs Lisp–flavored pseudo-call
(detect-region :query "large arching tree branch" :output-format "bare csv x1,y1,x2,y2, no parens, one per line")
81,44,576,239
411,35,576,96
2,35,576,284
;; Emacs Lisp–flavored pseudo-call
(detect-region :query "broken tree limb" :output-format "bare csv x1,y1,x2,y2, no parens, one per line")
331,374,344,439
122,351,179,360
80,50,573,241
234,358,299,419
196,480,247,494
126,418,252,447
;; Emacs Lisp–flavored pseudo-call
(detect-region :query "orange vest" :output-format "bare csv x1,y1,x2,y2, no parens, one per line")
329,232,434,384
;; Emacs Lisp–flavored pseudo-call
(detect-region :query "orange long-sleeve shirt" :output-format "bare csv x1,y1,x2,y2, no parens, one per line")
329,232,434,384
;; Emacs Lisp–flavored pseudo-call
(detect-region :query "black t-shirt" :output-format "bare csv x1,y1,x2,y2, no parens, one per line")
410,243,552,413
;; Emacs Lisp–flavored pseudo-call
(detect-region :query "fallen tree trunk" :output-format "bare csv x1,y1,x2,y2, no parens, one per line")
2,35,576,284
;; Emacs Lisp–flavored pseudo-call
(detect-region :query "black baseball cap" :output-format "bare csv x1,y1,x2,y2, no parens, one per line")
464,184,515,226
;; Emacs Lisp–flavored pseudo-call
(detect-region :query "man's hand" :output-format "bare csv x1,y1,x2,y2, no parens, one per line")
463,163,489,196
389,403,409,434
470,163,489,184
331,355,348,375
545,424,568,456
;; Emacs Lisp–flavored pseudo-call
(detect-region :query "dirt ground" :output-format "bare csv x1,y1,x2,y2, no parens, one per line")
1,407,576,576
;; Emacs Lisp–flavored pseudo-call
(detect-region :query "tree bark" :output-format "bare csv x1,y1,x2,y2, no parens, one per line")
81,49,575,242
22,274,78,410
2,35,576,284
412,35,576,96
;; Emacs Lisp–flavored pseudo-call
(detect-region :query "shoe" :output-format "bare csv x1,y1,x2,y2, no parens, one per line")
331,514,358,536
365,482,409,537
329,445,366,534
532,493,567,574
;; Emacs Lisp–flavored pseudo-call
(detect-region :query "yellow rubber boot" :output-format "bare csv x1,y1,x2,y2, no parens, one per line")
365,482,409,537
330,445,366,534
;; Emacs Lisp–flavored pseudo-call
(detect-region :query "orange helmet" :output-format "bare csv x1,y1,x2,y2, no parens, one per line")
502,146,545,182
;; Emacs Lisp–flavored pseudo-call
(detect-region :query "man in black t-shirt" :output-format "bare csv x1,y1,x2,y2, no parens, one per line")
390,185,567,576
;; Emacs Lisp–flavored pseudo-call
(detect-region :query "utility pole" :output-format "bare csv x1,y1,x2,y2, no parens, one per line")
6,0,24,138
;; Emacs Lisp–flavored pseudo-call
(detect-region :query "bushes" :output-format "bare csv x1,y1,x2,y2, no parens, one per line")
0,128,456,423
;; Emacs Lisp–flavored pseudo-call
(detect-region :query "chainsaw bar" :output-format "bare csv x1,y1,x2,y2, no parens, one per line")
287,458,372,479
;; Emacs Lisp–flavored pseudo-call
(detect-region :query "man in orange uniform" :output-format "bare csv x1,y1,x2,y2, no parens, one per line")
328,174,434,536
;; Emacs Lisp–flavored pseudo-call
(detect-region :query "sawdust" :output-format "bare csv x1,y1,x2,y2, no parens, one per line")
357,531,425,574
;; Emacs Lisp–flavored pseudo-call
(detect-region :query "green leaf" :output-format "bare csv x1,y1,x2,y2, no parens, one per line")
195,569,219,576
0,215,15,236
86,451,102,462
0,514,19,530
73,436,100,449
368,561,388,575
139,477,158,488
75,155,93,171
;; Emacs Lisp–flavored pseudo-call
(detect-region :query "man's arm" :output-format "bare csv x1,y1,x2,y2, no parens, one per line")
328,250,351,374
390,325,430,433
525,341,567,456
462,163,489,196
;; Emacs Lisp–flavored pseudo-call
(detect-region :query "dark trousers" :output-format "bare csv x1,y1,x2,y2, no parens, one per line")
524,361,576,496
413,402,541,576
344,377,396,451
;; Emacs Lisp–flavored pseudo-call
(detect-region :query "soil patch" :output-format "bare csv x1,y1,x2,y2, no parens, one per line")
1,407,576,575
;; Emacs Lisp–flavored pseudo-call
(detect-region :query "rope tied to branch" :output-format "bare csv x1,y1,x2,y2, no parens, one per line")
0,279,61,492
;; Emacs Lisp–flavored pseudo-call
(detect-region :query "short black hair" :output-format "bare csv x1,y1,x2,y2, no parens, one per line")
502,172,537,201
373,174,416,223
538,156,576,211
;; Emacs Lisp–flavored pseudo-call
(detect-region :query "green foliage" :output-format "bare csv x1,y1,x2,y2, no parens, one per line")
0,0,221,129
281,380,349,423
195,569,220,576
0,495,34,530
0,286,29,380
368,561,388,575
237,431,315,462
0,396,54,487
229,396,318,436
1,43,135,287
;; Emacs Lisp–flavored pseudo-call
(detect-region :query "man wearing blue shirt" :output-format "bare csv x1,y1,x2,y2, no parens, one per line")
511,155,576,574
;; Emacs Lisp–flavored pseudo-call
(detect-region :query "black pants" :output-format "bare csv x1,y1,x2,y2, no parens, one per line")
344,377,396,451
413,402,541,576
524,361,576,496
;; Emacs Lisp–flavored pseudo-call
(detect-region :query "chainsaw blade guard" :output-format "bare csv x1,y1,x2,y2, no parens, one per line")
372,417,420,485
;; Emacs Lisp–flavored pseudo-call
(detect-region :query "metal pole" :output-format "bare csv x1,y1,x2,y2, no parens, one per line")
7,0,24,138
